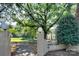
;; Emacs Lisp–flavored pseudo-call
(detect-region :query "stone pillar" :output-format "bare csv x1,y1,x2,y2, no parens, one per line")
0,31,10,56
37,27,48,56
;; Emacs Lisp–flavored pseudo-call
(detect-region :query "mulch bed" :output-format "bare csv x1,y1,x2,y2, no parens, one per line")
45,49,79,56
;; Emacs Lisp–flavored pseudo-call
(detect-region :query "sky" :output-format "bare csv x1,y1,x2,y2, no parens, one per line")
6,21,17,27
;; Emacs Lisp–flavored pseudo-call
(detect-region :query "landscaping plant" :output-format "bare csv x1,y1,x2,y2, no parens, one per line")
56,14,79,45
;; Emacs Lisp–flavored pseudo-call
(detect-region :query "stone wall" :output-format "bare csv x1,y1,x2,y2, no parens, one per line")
0,31,10,56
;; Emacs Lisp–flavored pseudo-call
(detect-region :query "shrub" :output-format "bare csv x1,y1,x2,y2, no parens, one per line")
56,14,79,45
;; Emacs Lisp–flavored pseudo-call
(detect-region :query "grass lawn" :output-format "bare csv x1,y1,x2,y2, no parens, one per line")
11,38,37,43
11,38,28,42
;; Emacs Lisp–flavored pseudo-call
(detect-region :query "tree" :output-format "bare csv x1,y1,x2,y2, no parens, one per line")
76,4,79,33
0,4,13,18
56,14,79,45
0,3,75,39
76,4,79,20
0,4,12,13
56,4,79,45
12,3,73,39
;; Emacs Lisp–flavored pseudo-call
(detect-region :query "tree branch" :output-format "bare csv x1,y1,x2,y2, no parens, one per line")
0,7,6,13
47,9,65,31
26,4,43,26
12,16,38,27
0,4,11,13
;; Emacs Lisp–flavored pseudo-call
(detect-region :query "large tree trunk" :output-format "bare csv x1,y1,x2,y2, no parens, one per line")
76,4,79,20
42,26,48,40
76,4,79,34
44,31,47,40
42,27,47,39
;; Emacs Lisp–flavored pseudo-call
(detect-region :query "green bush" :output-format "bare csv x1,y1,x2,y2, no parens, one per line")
56,14,79,45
